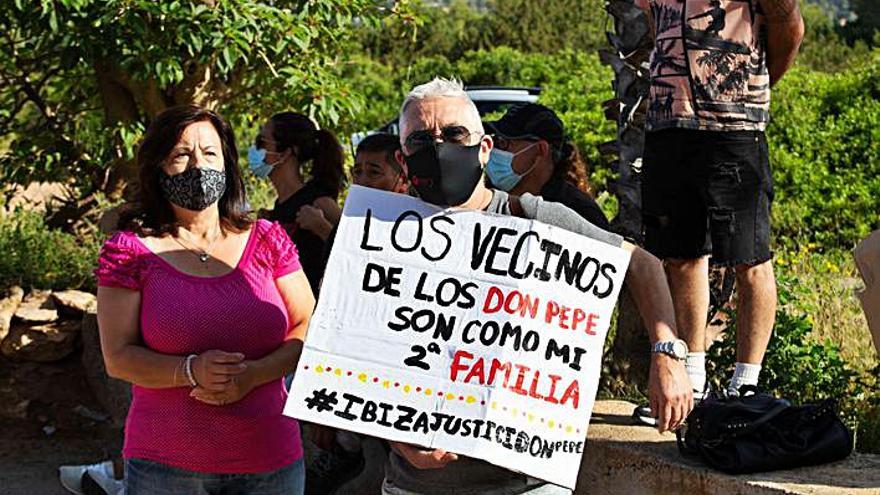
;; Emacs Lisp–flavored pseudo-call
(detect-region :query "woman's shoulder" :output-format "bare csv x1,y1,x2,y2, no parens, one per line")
102,230,146,254
252,219,294,252
95,230,147,289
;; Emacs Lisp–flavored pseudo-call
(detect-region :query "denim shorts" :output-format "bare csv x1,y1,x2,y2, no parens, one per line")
124,458,304,495
641,128,773,266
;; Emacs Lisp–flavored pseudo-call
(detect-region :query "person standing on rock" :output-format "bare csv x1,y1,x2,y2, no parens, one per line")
633,0,804,424
94,105,315,494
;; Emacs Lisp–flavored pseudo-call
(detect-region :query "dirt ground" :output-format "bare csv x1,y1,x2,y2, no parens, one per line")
0,350,123,495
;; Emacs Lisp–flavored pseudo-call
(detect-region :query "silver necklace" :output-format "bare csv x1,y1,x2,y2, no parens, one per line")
173,227,222,263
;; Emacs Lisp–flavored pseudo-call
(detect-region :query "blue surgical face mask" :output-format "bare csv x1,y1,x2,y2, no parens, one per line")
486,142,539,191
247,145,279,179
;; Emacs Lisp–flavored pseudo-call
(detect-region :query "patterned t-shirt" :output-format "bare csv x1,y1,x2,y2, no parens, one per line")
636,0,770,132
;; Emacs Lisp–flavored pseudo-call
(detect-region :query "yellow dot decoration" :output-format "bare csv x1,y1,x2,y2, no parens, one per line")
309,363,570,435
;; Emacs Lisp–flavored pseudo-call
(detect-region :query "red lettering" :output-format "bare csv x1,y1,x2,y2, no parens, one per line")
585,313,599,336
510,364,530,395
488,359,513,387
521,294,540,318
545,301,560,323
559,306,571,329
483,286,504,314
528,370,545,400
545,374,562,404
560,380,580,409
464,356,486,384
504,291,523,315
572,308,586,331
450,350,473,381
448,350,579,409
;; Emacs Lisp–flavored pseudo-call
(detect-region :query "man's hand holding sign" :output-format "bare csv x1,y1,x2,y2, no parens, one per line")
285,186,688,489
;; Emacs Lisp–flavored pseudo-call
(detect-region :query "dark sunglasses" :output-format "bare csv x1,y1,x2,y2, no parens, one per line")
404,125,480,152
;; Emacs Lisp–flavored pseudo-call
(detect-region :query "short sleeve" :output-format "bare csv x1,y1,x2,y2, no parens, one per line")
264,221,302,279
94,231,143,290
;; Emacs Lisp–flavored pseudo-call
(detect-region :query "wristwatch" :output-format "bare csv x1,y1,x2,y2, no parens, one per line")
652,339,688,360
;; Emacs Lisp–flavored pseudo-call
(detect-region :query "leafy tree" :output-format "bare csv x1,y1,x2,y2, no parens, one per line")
0,0,416,219
485,0,606,55
359,0,491,66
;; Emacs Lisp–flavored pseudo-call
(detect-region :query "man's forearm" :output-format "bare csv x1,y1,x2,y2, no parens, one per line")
761,0,805,86
623,244,679,344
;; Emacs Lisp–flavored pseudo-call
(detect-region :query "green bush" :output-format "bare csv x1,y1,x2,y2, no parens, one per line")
768,51,880,250
707,277,880,452
0,209,101,292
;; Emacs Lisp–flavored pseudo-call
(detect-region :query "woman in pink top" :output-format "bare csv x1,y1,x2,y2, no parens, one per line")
96,105,314,494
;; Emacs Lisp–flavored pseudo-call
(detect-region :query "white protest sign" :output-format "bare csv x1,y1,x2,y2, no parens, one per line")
284,185,631,489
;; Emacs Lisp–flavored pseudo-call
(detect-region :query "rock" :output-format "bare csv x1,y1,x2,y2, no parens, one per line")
0,320,80,362
81,310,131,426
51,289,97,317
14,289,58,324
0,286,24,341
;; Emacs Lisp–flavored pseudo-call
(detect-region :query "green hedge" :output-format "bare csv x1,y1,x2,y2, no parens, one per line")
768,52,880,249
0,209,101,292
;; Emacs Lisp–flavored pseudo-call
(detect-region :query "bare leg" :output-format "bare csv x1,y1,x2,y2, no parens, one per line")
665,256,711,352
734,260,777,363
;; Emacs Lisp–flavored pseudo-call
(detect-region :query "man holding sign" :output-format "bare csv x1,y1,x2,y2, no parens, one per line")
285,78,692,493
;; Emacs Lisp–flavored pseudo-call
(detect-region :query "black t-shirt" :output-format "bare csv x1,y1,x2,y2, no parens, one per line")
267,180,337,294
539,178,611,231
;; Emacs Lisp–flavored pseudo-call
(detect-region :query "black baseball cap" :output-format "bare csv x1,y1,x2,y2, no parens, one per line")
484,103,566,149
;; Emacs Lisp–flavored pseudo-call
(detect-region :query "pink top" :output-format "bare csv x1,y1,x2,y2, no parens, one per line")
95,219,303,474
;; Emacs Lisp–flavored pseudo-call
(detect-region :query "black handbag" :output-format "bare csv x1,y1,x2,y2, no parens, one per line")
676,386,854,474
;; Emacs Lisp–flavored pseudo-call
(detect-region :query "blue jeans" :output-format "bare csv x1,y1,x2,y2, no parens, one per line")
124,458,304,495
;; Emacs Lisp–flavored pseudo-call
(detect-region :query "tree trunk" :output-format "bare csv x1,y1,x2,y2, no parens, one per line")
600,0,654,395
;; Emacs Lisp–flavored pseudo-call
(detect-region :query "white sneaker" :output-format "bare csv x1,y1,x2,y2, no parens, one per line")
58,460,114,495
82,467,124,495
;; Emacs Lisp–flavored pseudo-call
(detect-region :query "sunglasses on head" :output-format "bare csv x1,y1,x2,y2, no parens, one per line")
404,125,480,153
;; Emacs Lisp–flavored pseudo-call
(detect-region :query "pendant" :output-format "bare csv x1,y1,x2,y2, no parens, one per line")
198,253,209,263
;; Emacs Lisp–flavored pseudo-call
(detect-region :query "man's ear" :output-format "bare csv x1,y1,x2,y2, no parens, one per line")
479,135,494,165
394,149,410,173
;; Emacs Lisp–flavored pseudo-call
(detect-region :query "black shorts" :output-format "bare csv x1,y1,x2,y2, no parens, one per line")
641,128,773,266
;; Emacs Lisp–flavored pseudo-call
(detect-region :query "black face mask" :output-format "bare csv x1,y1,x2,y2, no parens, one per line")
404,142,483,207
159,167,227,211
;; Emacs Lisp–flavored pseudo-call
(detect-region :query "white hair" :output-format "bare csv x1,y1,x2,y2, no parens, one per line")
399,77,483,137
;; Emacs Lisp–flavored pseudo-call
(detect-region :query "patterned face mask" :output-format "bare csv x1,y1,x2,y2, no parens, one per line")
159,167,227,211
